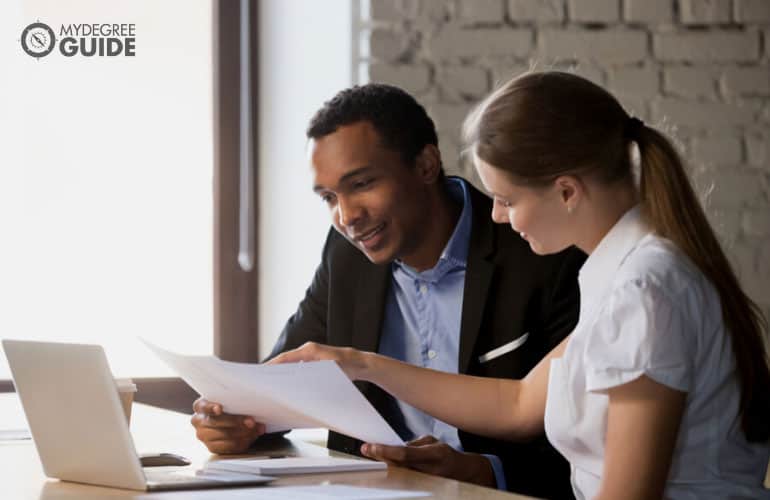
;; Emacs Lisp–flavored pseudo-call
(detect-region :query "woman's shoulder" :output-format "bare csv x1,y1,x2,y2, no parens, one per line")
614,233,711,302
580,234,725,394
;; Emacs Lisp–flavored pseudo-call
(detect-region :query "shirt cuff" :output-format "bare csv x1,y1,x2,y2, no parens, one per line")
482,454,507,491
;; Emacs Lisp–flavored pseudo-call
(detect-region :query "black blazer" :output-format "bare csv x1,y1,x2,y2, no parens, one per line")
269,179,585,499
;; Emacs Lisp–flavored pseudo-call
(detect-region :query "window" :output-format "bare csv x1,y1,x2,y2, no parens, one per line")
0,1,214,379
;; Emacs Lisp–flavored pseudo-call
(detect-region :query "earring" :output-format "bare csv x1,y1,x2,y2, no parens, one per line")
567,205,574,214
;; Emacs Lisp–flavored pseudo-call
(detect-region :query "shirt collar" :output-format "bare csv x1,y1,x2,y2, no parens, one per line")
394,177,473,281
439,177,472,267
578,205,651,304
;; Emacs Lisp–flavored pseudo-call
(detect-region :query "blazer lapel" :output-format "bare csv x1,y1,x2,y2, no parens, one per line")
459,185,496,373
349,260,391,409
351,261,390,354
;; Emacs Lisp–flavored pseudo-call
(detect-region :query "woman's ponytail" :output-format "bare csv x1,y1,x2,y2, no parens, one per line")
635,124,770,442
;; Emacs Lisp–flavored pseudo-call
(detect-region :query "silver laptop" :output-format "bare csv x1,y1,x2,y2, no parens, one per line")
2,339,274,491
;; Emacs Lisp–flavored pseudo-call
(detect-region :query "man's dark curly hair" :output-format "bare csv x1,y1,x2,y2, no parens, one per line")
306,83,441,171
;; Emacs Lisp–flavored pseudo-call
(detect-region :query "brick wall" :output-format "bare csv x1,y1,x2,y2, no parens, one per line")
356,0,770,317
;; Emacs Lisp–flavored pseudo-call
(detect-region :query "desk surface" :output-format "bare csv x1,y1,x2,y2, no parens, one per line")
0,394,536,499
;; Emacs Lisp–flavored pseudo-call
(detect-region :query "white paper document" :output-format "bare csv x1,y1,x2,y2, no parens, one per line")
142,340,403,446
203,456,387,475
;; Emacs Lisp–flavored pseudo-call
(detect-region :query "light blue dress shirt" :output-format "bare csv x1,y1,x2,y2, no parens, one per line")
378,178,507,490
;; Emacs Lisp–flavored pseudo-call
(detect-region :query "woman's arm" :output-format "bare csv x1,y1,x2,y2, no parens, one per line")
271,336,570,441
596,375,686,500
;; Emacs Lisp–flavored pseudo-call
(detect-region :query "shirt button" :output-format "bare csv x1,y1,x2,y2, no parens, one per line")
419,284,428,294
428,350,437,359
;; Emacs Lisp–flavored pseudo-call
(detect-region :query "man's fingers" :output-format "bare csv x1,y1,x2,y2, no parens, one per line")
193,398,223,416
362,441,452,469
204,414,246,429
203,438,254,455
191,412,260,430
203,421,266,454
203,402,223,416
205,442,234,455
197,425,260,442
406,435,439,447
196,427,239,443
192,397,209,413
195,423,265,449
361,443,410,464
249,421,266,435
362,439,480,483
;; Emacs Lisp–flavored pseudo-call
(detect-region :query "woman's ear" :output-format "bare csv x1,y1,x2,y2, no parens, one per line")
554,175,583,213
415,144,442,184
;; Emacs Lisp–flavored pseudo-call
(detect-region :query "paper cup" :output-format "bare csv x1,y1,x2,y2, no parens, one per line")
115,378,137,424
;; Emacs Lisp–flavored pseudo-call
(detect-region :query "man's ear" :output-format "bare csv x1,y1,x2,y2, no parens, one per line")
415,144,442,184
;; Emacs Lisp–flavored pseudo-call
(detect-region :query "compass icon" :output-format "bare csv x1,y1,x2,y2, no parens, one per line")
21,22,56,58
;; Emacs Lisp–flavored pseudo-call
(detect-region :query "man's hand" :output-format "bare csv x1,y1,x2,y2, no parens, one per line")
190,398,266,454
361,435,496,488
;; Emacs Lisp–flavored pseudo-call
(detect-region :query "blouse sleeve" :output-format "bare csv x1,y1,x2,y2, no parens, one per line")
583,278,694,394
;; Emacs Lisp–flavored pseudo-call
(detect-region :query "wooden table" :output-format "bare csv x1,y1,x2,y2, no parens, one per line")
0,394,537,499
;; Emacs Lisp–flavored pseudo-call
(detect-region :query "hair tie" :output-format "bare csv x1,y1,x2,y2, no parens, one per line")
624,116,644,139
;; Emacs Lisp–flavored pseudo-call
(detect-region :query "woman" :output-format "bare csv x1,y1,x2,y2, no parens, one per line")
272,72,770,499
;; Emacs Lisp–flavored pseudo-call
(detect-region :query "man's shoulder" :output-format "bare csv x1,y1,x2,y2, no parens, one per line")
461,180,524,253
453,176,491,208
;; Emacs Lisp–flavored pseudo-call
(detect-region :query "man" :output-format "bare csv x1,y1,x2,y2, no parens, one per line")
191,84,585,498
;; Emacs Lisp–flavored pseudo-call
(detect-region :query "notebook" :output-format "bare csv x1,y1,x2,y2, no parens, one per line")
203,456,387,475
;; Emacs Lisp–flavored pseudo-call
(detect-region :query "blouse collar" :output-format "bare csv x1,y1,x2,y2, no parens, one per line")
578,205,651,305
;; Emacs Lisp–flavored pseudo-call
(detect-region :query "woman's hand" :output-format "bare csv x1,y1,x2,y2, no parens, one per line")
268,342,373,381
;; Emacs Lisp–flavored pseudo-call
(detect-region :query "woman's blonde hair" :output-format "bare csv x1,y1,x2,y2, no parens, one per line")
464,71,770,442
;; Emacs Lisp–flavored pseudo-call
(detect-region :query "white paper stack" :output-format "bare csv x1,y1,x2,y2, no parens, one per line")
203,456,387,476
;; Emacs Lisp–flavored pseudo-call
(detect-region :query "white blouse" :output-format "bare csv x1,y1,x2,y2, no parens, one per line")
544,206,770,500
